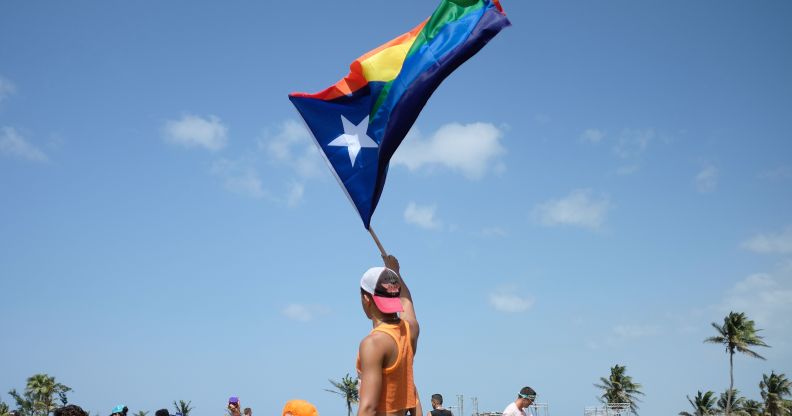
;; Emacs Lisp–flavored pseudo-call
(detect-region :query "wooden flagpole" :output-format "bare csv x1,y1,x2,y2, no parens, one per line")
367,225,388,258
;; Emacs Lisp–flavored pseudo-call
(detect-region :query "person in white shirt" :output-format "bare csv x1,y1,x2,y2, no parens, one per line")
502,387,536,416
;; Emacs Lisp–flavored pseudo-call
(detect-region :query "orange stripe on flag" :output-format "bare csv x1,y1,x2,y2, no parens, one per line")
292,19,428,101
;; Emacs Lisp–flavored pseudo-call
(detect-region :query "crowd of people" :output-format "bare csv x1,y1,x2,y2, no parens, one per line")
42,254,535,416
44,389,536,416
46,398,306,416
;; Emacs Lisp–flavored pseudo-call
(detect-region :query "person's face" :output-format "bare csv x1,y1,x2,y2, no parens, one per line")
518,398,533,409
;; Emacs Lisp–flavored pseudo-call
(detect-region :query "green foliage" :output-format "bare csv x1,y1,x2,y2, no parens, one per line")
8,388,35,416
717,389,748,416
172,401,193,416
1,397,12,416
761,371,792,416
705,312,769,416
594,365,644,415
133,411,149,416
705,312,769,359
679,391,718,416
741,400,764,416
325,373,359,416
7,374,71,416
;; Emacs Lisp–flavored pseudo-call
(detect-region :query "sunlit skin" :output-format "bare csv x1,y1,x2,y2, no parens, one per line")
357,255,422,416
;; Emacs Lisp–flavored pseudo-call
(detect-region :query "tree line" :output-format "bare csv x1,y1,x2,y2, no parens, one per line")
589,311,790,416
0,376,193,416
3,312,789,416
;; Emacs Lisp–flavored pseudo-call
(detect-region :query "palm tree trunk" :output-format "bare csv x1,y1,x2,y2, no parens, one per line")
346,399,351,416
727,351,734,416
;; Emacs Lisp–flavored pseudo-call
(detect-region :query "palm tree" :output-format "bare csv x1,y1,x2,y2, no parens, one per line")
133,411,149,416
7,388,34,416
172,401,192,416
594,365,644,415
1,398,12,416
761,371,792,416
742,400,764,416
9,374,71,416
717,390,748,416
680,391,718,416
704,312,770,416
325,374,359,416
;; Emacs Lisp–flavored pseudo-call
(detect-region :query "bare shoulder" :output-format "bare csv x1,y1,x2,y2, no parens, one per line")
359,331,392,352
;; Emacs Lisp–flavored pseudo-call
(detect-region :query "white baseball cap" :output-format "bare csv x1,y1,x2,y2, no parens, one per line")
360,266,403,313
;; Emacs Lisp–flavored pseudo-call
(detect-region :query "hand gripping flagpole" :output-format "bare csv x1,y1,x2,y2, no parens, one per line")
368,225,388,258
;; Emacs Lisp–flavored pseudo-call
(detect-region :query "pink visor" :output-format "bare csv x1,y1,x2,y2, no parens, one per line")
373,295,403,313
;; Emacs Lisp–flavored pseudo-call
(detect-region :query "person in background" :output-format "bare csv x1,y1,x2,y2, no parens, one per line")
427,394,452,416
55,405,89,416
243,408,252,416
228,397,241,416
501,387,536,416
282,400,318,416
110,405,128,416
155,409,169,416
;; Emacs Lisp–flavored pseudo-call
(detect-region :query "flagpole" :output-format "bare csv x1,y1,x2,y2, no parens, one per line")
368,226,388,257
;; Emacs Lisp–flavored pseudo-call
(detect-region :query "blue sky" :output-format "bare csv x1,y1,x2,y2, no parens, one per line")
1,1,791,416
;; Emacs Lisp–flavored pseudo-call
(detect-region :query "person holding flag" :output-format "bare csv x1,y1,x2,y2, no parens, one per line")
290,1,509,413
357,254,421,416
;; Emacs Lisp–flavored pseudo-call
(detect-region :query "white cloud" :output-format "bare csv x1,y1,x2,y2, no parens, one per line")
580,128,605,143
392,122,505,179
613,128,654,159
281,304,329,322
695,165,719,193
718,272,792,331
261,120,323,179
533,189,610,230
742,227,792,255
579,127,659,174
404,202,441,230
0,75,16,104
163,114,228,151
489,290,535,313
206,121,325,205
210,158,269,199
0,127,48,162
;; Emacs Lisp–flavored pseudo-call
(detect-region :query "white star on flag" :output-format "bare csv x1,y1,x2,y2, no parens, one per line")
328,115,378,166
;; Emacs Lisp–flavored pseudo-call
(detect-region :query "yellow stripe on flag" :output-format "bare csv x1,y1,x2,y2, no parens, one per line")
360,41,414,82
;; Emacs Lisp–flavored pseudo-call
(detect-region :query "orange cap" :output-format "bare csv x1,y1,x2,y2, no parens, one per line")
282,400,318,416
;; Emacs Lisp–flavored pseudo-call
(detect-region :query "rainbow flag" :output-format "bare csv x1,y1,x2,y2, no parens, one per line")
289,0,510,229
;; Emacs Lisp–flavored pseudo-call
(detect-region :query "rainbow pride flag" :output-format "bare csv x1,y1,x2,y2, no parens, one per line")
289,0,510,229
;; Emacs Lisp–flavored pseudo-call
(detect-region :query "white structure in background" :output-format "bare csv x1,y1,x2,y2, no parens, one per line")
449,394,464,416
584,403,631,416
529,403,549,416
475,403,549,416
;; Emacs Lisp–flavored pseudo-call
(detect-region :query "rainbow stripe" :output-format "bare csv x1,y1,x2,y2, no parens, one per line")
290,0,510,228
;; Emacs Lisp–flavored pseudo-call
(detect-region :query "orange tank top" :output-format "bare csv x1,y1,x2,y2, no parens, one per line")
356,320,417,413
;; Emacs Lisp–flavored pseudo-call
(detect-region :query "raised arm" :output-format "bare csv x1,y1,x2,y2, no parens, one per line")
383,254,420,345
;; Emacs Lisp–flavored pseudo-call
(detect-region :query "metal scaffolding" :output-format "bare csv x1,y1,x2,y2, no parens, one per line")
584,403,631,416
474,403,548,416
